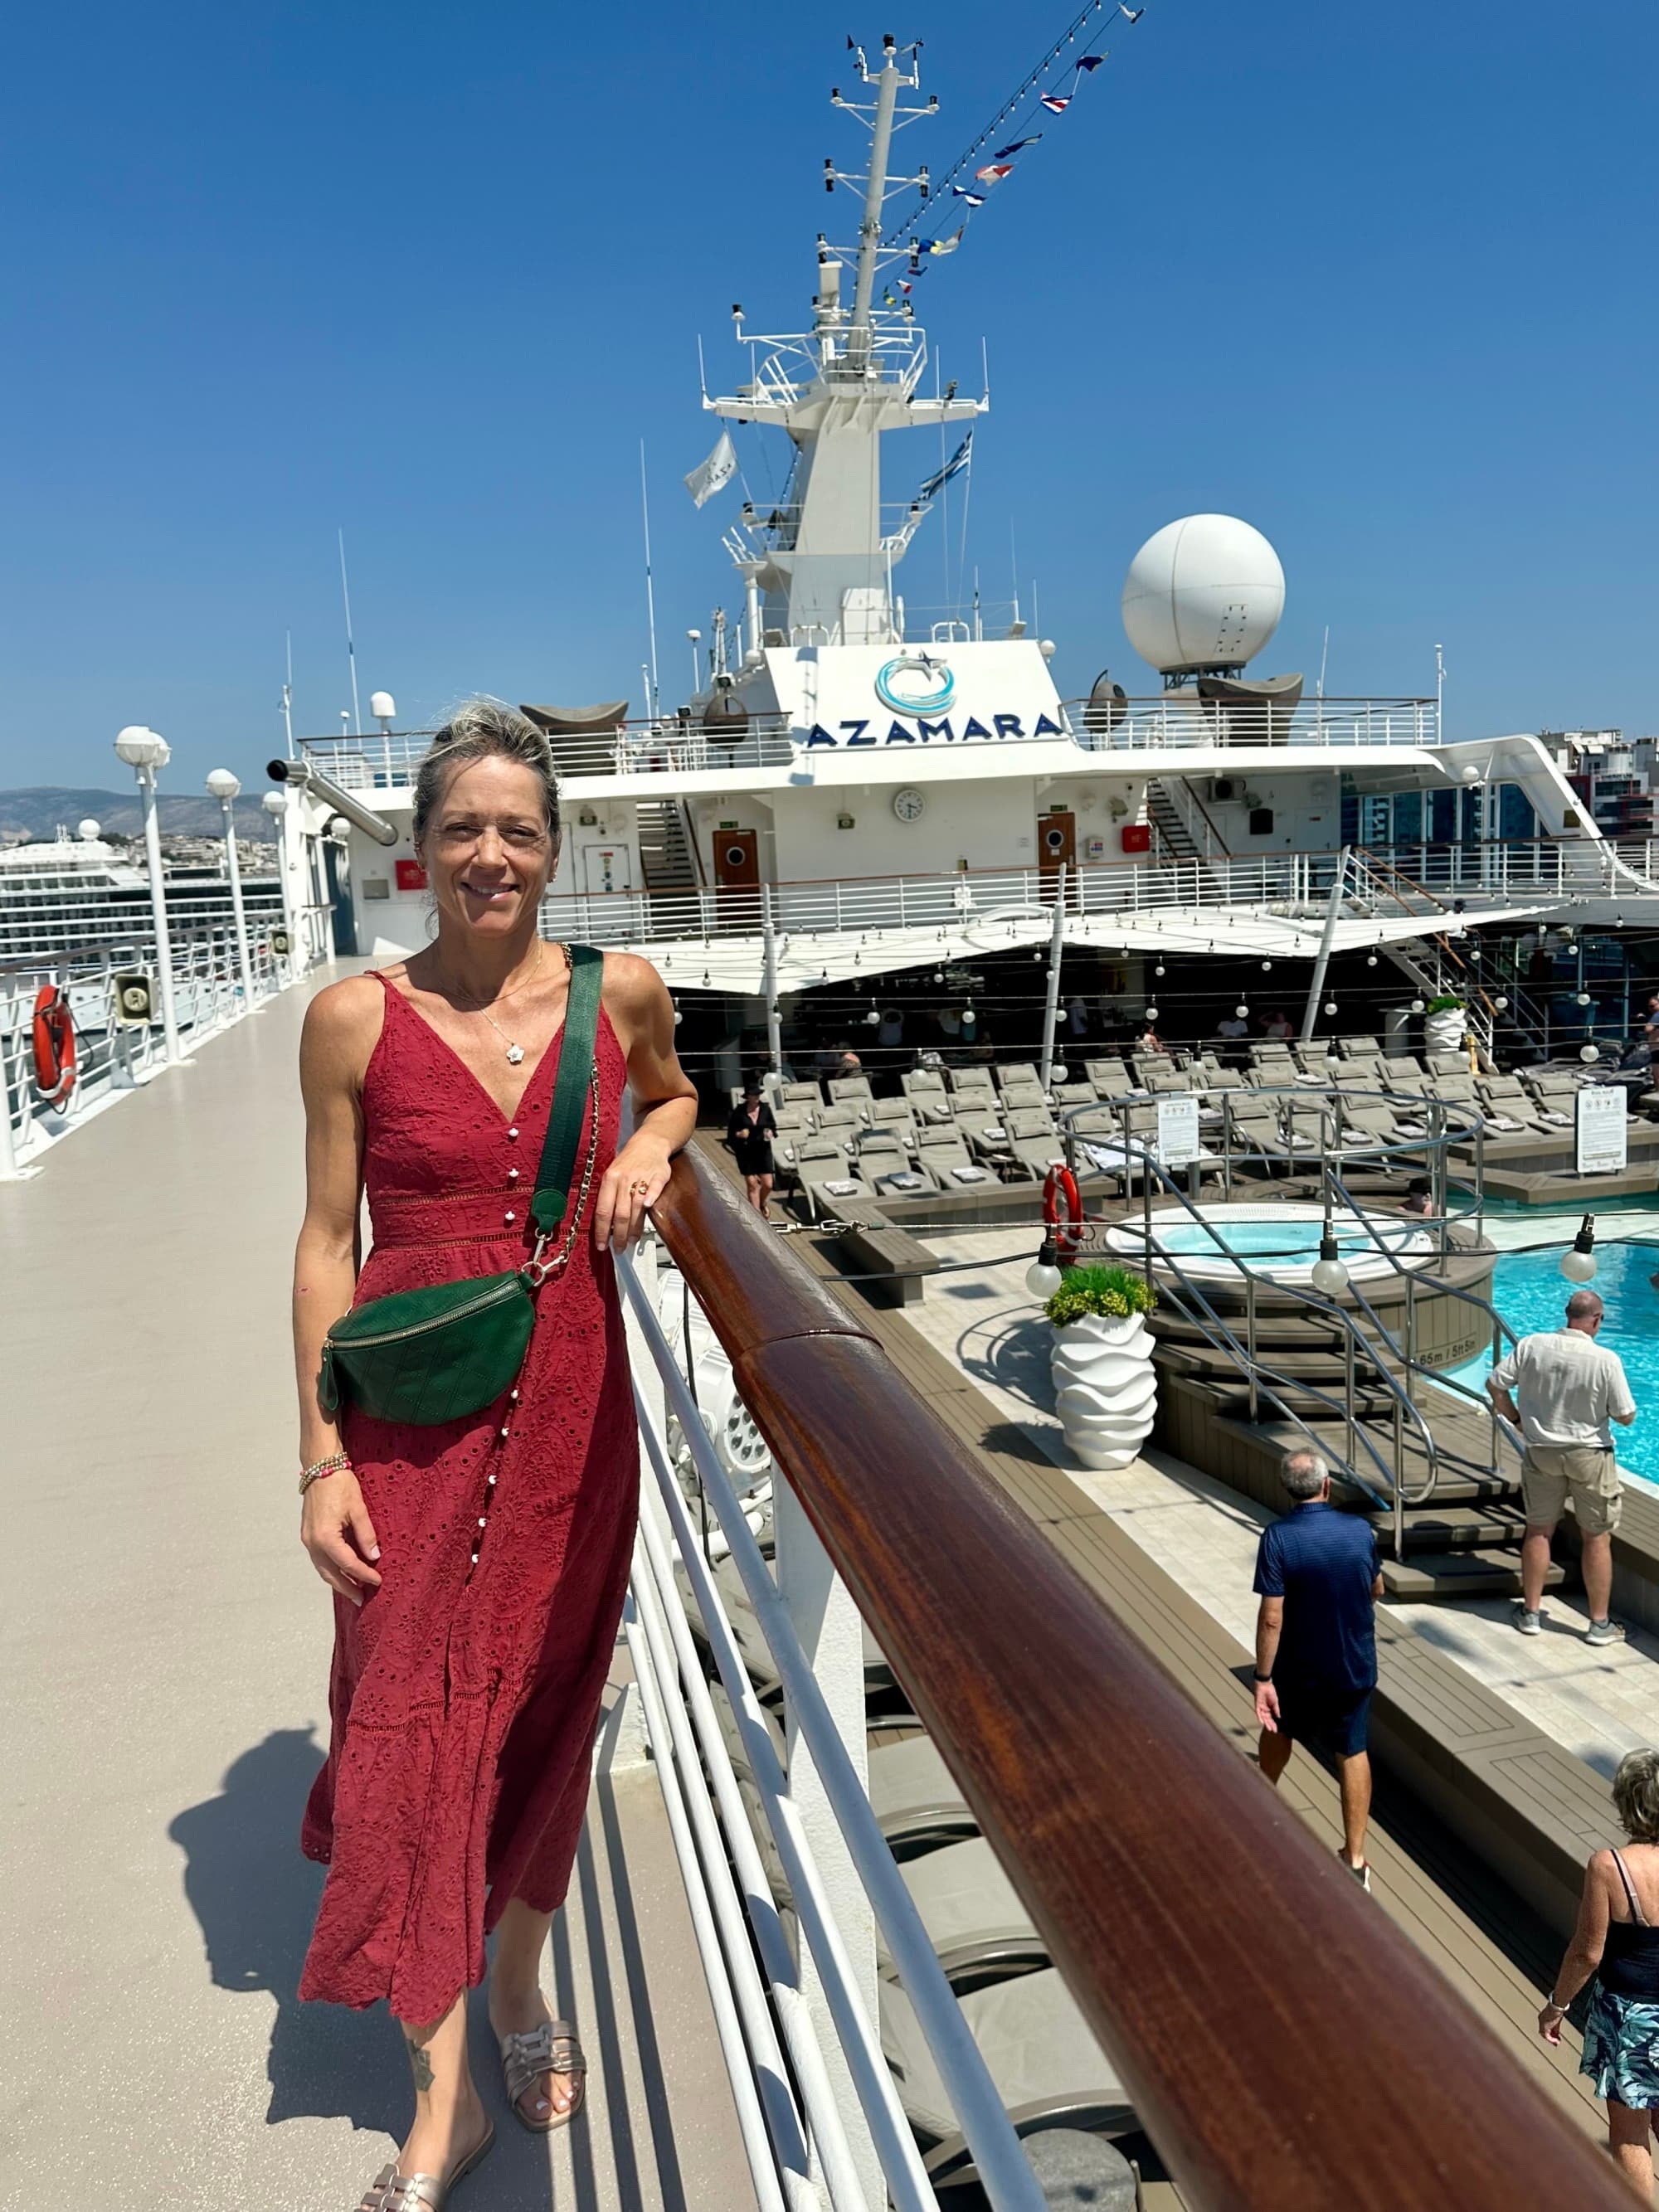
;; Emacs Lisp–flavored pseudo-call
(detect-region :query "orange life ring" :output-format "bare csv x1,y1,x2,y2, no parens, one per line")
32,985,76,1110
1043,1162,1083,1259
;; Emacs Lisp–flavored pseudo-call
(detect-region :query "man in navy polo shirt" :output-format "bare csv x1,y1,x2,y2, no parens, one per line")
1253,1448,1384,1891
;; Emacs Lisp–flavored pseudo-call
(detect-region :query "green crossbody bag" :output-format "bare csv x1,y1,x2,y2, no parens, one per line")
316,944,606,1427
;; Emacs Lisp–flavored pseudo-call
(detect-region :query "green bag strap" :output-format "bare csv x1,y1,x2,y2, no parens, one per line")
531,944,605,1234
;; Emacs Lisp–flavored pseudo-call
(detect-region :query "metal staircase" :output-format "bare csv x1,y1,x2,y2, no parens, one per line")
1146,779,1203,861
1067,1117,1554,1602
636,796,702,892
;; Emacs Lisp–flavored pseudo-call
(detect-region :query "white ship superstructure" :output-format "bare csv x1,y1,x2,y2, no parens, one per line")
280,36,1657,1060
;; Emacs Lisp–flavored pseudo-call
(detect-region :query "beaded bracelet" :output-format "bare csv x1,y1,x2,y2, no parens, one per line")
299,1451,353,1496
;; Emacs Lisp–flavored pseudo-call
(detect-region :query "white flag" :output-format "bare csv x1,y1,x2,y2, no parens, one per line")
684,429,737,508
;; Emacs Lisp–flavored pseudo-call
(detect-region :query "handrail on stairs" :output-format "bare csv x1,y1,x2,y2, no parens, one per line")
1059,1099,1442,1543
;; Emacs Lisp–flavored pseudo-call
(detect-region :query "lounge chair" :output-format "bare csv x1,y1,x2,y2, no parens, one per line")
1339,1034,1382,1057
815,1099,863,1135
865,1733,975,1850
946,1065,997,1100
829,1073,875,1108
902,1068,948,1106
865,1101,918,1147
1084,1058,1135,1096
874,1836,1042,1981
797,1139,873,1219
1051,1079,1099,1111
780,1079,822,1106
1479,1074,1562,1135
880,1969,1136,2187
1005,1106,1066,1181
854,1127,908,1172
994,1062,1042,1094
917,1125,982,1179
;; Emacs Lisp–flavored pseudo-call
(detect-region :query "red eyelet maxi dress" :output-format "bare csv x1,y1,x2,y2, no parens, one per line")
299,974,639,2024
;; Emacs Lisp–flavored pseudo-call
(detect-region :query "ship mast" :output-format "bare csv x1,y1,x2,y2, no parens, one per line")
703,34,980,650
847,36,907,363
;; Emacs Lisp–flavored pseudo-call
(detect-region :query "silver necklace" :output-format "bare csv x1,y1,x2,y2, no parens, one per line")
453,942,546,1063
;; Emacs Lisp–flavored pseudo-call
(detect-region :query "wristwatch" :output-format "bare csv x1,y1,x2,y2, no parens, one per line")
1253,1671,1274,1684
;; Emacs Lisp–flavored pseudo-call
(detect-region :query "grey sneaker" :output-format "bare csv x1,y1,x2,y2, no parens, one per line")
1587,1618,1626,1647
1512,1603,1544,1636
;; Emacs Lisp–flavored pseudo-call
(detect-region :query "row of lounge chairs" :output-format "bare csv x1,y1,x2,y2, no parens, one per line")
675,1525,1138,2186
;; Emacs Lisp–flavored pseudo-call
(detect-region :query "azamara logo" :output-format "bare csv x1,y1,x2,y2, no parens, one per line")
874,654,955,716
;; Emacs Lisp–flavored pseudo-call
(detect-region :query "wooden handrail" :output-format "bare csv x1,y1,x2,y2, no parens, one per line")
649,1148,1627,2211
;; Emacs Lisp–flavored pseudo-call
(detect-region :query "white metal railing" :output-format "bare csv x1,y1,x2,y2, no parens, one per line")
1067,695,1438,751
0,910,328,1177
534,850,1361,950
294,692,1440,793
1366,838,1659,901
619,1249,1052,2211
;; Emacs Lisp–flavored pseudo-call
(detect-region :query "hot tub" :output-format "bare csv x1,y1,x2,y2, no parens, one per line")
1104,1201,1437,1286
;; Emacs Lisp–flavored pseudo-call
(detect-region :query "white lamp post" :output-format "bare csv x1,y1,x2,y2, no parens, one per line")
687,630,703,693
262,790,295,962
114,726,180,1062
207,770,255,1007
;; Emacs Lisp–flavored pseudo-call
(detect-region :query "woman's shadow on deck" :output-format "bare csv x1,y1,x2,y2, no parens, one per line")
168,1728,406,2133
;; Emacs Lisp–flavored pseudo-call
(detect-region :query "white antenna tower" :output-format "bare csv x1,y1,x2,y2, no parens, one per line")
639,441,661,720
337,529,362,737
281,630,295,757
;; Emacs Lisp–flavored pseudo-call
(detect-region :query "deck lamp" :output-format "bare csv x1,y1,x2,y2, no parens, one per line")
1311,1232,1350,1298
1025,1237,1065,1298
1366,954,1378,967
1155,962,1165,977
1235,1004,1249,1019
114,725,180,1063
1145,1006,1159,1022
1493,995,1509,1012
1581,1043,1601,1064
1410,998,1426,1014
1324,999,1338,1017
1560,1216,1598,1284
206,769,255,1007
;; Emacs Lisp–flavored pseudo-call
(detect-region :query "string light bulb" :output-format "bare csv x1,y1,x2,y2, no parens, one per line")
1310,1232,1350,1298
1025,1237,1064,1298
1559,1215,1598,1284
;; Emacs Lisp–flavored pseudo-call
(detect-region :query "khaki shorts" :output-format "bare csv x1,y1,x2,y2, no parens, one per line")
1520,1444,1623,1537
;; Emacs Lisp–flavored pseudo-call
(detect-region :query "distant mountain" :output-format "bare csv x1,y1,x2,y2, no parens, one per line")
0,786,260,839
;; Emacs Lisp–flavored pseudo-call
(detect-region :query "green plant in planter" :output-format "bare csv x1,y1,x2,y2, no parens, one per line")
1044,1264,1158,1326
1424,995,1465,1015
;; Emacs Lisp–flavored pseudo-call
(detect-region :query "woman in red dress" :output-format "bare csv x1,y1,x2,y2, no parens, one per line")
290,701,698,2209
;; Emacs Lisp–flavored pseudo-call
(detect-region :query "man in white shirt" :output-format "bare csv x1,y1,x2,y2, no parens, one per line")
1488,1290,1636,1644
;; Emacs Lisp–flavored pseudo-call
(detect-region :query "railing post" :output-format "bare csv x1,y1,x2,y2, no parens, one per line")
772,1488,884,2209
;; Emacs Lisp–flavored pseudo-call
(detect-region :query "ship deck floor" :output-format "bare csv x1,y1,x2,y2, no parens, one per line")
0,971,755,2212
773,1207,1612,2148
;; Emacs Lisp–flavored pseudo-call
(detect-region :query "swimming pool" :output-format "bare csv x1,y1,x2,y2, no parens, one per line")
1105,1202,1436,1285
1448,1237,1659,1484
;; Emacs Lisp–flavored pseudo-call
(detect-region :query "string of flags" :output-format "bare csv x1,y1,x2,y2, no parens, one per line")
891,0,1157,268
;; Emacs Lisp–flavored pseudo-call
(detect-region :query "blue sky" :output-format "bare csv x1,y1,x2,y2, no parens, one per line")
2,0,1653,793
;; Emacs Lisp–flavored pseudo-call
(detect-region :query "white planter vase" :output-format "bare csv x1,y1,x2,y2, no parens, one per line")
1050,1311,1158,1472
1423,1008,1467,1056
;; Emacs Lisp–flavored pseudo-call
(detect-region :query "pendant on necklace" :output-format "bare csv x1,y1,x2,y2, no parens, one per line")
505,1043,525,1065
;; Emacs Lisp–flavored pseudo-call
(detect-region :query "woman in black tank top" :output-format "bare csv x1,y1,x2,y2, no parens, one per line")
1541,1748,1659,2195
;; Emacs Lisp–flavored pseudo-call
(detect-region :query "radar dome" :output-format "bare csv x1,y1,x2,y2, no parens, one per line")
77,818,101,839
1121,514,1285,677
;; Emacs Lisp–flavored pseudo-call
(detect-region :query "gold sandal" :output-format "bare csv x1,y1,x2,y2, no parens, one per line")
499,2018,586,2132
353,2121,495,2210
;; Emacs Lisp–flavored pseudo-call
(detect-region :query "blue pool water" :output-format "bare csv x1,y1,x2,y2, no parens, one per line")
1450,1238,1659,1482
